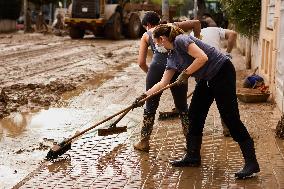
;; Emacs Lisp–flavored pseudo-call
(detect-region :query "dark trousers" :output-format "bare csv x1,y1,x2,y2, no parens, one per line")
188,60,251,142
145,59,188,114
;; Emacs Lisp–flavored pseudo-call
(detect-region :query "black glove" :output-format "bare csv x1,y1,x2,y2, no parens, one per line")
176,71,190,85
132,93,147,109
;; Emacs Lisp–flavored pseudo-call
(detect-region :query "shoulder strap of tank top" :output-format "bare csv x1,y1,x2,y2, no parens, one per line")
146,31,155,53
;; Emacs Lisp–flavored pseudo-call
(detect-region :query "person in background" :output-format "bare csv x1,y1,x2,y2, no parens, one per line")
25,8,34,32
133,11,201,152
198,21,237,58
202,12,217,27
133,24,260,179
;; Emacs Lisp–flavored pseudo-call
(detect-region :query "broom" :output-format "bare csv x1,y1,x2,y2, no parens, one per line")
158,90,194,120
46,81,180,160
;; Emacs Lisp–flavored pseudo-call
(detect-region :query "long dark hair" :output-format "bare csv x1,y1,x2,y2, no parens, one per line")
152,24,184,42
141,11,160,27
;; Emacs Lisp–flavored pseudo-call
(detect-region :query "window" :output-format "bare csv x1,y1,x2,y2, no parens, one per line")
266,0,275,30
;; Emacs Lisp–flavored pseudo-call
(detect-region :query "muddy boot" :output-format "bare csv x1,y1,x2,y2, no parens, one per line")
171,135,202,167
133,112,155,152
221,118,231,137
180,111,190,151
235,138,260,179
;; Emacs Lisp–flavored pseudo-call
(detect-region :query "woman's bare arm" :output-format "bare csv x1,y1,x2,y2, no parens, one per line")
174,20,201,38
137,33,150,73
184,43,208,75
145,69,176,96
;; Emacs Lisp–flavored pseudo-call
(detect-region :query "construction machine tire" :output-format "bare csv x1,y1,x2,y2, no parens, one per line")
105,12,121,40
69,27,85,39
126,13,141,39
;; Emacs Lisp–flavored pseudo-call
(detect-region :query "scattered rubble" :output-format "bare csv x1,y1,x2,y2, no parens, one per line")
276,114,284,139
0,81,76,119
14,142,51,154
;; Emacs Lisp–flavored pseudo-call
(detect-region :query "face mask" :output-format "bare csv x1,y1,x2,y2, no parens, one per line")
155,44,168,53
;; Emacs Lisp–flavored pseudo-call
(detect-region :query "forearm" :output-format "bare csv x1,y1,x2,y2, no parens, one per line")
139,63,148,73
186,43,208,75
225,31,237,53
184,58,207,75
144,82,164,96
175,20,201,37
226,38,235,53
137,52,148,73
138,34,149,73
192,22,201,38
145,70,174,95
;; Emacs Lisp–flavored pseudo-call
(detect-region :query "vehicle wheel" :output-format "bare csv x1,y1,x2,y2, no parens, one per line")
105,12,121,40
126,13,141,39
69,27,85,39
93,27,104,38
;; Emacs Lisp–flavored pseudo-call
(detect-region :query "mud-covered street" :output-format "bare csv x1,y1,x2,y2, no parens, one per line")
0,33,141,188
1,33,284,189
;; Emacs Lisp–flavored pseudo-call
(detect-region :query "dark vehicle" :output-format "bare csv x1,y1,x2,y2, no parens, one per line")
65,0,177,39
65,0,142,39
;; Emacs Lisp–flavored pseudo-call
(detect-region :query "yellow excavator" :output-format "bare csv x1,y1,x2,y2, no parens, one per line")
65,0,177,39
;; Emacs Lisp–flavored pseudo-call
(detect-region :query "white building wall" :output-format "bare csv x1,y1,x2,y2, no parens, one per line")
275,0,284,112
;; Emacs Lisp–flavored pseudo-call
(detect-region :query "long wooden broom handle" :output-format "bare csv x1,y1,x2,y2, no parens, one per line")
64,81,179,143
110,108,131,126
115,88,194,124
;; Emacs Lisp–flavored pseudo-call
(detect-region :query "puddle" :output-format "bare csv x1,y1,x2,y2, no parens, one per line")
0,62,136,188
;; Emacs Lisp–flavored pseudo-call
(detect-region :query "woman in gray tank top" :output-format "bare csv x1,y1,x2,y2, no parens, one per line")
133,11,201,152
134,24,260,179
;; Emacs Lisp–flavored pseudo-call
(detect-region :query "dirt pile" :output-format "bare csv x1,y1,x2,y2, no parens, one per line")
0,81,76,119
276,114,284,139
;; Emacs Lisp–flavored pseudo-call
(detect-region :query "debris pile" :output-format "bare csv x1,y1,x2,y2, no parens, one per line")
276,114,284,139
0,81,76,119
237,69,270,103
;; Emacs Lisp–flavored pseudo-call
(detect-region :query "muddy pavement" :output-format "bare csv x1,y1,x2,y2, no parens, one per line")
1,33,284,188
0,33,139,119
0,33,141,188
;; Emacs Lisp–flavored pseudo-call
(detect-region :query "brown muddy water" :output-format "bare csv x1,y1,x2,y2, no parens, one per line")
0,61,138,188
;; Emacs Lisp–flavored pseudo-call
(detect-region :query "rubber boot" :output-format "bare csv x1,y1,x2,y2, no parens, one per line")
180,111,190,137
221,118,231,137
180,111,190,151
171,135,202,167
235,138,260,179
133,112,155,152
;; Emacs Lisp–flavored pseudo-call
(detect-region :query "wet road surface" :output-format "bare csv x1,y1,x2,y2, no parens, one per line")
11,69,284,188
1,33,284,188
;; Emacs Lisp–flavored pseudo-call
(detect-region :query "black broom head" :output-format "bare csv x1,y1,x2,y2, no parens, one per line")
158,111,179,120
46,140,72,160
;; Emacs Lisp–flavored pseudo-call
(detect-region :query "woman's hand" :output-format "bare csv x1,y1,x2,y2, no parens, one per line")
132,93,147,109
176,71,190,85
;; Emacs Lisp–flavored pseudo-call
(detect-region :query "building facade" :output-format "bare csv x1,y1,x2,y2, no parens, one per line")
258,0,284,112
